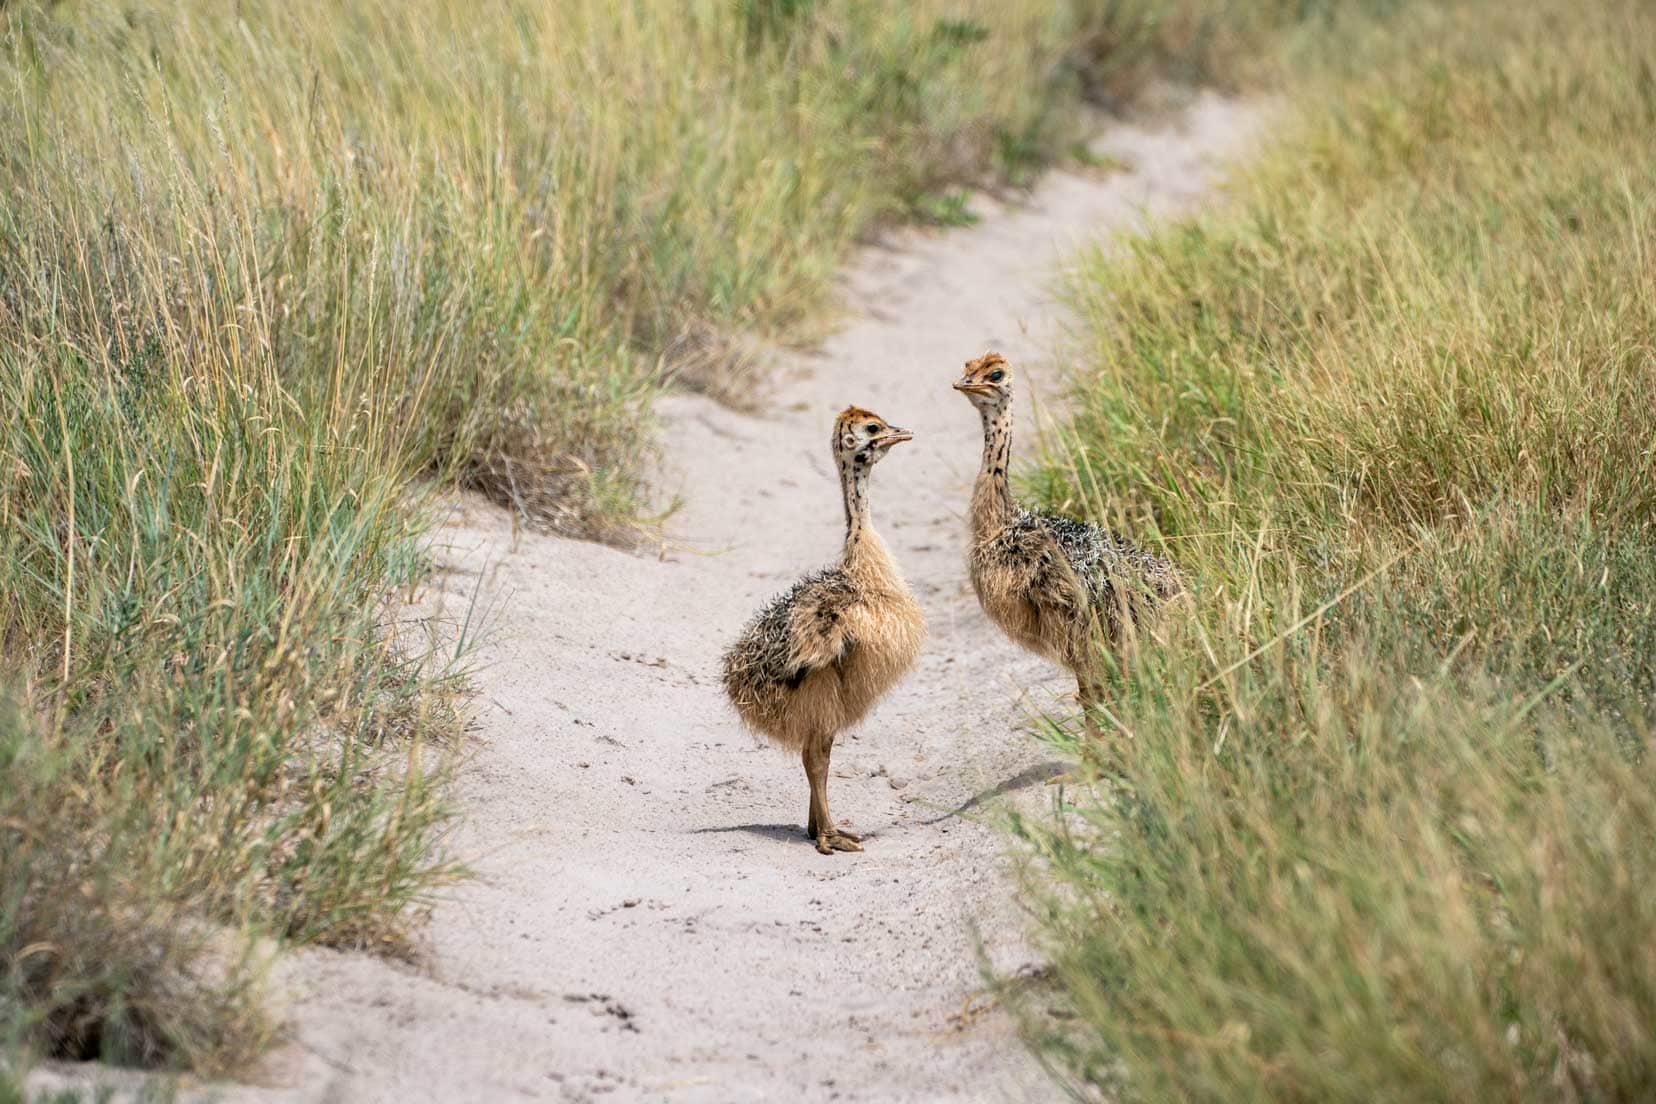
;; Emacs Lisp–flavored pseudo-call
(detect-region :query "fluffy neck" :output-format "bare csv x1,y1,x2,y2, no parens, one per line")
971,398,1015,537
838,452,902,587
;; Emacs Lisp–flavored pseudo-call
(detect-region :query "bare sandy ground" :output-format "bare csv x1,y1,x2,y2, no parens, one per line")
31,91,1260,1104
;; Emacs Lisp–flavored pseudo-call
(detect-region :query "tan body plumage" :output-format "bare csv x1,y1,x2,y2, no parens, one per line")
953,353,1183,731
722,407,925,854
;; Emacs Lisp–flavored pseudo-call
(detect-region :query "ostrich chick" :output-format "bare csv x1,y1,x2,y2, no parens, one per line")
722,407,926,855
953,353,1182,735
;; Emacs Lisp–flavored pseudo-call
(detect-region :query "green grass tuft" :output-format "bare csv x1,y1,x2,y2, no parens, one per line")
1016,0,1656,1099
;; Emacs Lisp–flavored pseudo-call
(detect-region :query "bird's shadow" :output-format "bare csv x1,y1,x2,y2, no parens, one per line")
690,822,804,843
690,822,883,846
918,760,1067,825
696,759,1068,840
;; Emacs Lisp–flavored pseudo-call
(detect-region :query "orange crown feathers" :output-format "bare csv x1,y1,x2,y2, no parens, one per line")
835,405,881,425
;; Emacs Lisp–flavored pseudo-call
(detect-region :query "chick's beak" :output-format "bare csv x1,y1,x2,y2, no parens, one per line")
878,426,914,446
953,378,989,395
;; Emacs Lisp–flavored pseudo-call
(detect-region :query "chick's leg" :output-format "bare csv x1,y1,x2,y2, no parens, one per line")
1047,673,1105,786
803,734,862,855
1078,675,1106,742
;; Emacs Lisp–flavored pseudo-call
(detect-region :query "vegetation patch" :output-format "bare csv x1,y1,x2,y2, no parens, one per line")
1015,0,1656,1099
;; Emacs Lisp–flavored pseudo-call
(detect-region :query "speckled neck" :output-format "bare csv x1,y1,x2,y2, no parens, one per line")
972,396,1015,536
839,447,874,547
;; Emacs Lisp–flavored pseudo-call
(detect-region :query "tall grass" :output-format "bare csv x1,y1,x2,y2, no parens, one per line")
1016,0,1656,1098
0,204,464,1068
0,0,1178,534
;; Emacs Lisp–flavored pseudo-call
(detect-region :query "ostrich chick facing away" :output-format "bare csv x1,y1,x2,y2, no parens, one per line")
953,353,1183,736
722,407,926,854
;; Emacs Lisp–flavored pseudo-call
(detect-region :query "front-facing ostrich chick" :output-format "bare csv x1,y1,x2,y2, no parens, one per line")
953,353,1183,735
722,407,926,854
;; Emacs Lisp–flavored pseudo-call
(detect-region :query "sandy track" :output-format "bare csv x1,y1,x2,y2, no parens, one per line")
184,91,1261,1104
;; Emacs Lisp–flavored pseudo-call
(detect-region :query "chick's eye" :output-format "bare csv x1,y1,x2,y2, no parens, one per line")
866,423,881,433
988,370,1004,382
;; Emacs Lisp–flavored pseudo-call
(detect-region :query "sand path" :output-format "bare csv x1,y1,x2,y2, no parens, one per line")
217,91,1261,1104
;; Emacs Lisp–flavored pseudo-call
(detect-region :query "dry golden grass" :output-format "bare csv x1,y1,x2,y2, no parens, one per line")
1016,0,1656,1098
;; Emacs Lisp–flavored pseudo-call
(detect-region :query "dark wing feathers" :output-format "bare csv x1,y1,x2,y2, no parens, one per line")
723,567,859,699
1015,509,1181,630
1041,513,1168,588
